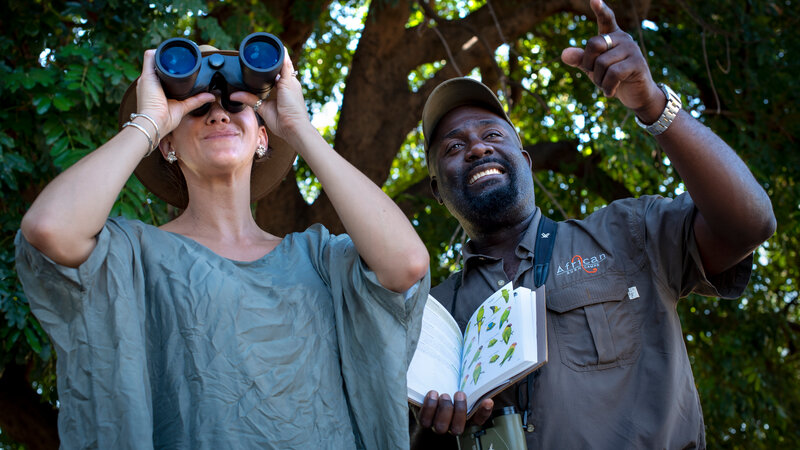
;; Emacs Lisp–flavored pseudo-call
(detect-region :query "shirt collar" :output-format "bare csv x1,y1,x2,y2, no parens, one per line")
460,207,542,271
515,207,541,257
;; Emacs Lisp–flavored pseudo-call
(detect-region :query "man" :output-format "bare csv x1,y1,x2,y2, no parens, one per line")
412,0,776,447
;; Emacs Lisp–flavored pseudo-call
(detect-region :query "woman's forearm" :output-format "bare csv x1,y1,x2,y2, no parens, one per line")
290,125,429,292
21,125,152,267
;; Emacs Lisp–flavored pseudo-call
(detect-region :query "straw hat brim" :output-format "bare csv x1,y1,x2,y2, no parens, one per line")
117,49,296,209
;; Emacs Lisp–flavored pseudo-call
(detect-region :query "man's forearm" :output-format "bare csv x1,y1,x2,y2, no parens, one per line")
651,109,775,273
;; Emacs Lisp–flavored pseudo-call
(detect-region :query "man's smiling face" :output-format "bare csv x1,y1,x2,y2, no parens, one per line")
429,105,535,229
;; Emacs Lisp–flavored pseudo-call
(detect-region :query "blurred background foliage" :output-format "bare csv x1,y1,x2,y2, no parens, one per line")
0,0,797,447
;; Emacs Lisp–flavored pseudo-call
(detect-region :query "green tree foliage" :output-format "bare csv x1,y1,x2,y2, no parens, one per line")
1,0,797,447
643,2,800,444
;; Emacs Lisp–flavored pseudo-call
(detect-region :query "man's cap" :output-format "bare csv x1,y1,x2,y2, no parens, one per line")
422,77,520,157
117,45,296,209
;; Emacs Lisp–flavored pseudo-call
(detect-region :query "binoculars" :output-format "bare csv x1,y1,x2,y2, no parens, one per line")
457,407,527,450
154,32,284,113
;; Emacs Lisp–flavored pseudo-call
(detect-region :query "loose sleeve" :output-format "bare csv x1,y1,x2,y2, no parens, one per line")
308,225,429,450
634,193,753,300
14,219,154,449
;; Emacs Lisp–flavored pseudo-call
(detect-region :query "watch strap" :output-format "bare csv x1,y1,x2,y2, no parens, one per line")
635,83,682,136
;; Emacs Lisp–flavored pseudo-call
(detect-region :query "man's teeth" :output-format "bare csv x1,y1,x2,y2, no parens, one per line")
469,168,502,185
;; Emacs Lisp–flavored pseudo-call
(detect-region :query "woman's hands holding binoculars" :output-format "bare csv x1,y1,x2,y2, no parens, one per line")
231,47,310,145
135,50,215,139
133,32,287,140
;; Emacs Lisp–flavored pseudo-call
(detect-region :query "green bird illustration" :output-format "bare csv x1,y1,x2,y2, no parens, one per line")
500,342,517,365
460,374,469,391
501,289,510,303
472,362,483,385
489,305,501,314
502,323,513,344
469,345,483,369
463,336,476,359
499,306,511,328
489,354,500,363
464,321,471,337
486,321,496,332
487,338,498,348
475,305,485,339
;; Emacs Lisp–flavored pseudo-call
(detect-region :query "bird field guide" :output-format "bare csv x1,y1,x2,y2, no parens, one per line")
407,283,547,416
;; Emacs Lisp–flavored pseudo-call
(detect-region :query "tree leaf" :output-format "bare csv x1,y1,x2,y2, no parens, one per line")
23,327,42,354
52,93,74,111
33,95,52,114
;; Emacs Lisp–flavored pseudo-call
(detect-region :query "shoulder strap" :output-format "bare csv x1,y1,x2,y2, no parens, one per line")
533,216,558,287
522,215,557,431
444,215,557,315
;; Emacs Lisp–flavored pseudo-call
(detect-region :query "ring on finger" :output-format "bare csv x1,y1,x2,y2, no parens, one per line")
291,70,299,77
253,99,263,111
602,33,613,51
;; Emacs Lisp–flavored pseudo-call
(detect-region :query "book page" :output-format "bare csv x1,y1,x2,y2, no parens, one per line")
460,284,543,413
496,287,539,376
407,295,464,405
459,284,515,403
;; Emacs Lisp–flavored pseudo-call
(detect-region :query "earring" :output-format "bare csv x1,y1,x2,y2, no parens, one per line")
255,145,267,159
166,150,177,164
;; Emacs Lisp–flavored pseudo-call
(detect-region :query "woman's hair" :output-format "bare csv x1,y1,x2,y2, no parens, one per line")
255,110,266,128
162,157,189,207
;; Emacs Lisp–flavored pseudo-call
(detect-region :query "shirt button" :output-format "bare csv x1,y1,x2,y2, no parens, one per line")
497,280,505,286
526,424,535,432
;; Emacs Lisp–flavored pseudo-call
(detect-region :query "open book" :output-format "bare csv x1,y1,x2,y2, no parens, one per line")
407,282,547,416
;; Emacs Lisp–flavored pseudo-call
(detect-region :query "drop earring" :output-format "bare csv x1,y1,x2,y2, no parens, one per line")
166,150,177,164
255,144,267,159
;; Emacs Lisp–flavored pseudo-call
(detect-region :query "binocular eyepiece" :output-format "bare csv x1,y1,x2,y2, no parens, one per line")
154,32,284,112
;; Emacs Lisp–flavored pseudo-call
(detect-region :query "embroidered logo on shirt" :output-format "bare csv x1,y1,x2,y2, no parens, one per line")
556,253,607,276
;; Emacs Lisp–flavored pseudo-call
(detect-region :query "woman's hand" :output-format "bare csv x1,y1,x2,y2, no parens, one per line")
231,48,312,144
234,47,429,292
135,50,215,136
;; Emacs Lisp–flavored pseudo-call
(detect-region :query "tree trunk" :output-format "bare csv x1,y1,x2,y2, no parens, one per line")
255,0,651,235
0,362,59,449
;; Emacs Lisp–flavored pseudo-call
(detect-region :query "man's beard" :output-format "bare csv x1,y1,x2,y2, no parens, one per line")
452,158,522,228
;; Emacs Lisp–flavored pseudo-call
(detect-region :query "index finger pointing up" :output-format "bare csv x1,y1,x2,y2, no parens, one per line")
591,0,621,34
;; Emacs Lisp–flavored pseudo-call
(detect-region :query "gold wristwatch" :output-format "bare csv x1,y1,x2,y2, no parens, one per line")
635,83,681,136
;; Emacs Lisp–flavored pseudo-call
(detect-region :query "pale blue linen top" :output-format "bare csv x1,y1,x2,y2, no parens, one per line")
15,217,428,449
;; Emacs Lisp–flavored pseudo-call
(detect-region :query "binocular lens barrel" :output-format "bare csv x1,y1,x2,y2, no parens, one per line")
239,33,284,95
154,38,202,99
242,41,281,69
154,32,284,101
160,45,198,75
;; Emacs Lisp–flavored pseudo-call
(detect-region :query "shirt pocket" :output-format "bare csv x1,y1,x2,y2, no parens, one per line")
546,272,641,372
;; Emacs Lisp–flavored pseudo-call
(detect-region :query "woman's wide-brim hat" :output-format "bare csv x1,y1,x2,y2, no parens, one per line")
117,47,297,209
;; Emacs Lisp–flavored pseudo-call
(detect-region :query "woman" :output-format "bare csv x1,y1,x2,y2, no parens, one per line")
16,45,429,449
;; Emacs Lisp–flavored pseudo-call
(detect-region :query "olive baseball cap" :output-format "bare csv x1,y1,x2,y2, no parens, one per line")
422,77,521,157
117,46,297,209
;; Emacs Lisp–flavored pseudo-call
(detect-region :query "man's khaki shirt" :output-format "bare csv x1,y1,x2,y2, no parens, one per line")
429,193,752,449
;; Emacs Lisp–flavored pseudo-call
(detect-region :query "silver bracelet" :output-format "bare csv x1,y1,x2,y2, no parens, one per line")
129,113,161,145
122,121,155,156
